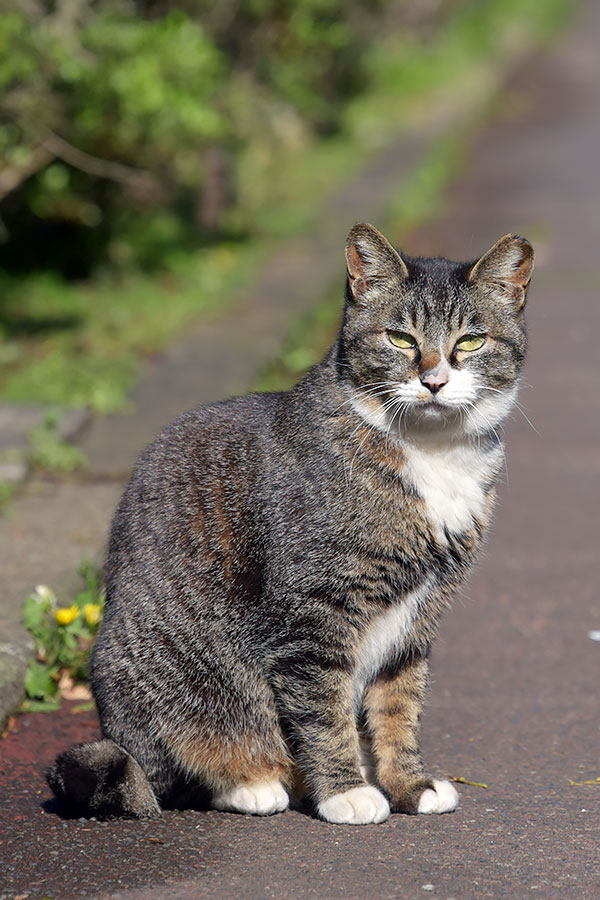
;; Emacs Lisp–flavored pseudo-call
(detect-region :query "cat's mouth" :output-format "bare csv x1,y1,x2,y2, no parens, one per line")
415,395,457,412
400,394,467,428
392,385,471,414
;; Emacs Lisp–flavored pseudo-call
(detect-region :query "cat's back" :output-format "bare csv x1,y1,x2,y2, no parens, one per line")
122,390,283,498
105,391,285,589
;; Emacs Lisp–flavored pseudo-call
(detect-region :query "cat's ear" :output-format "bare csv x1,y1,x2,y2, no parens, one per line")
469,234,534,310
345,223,408,303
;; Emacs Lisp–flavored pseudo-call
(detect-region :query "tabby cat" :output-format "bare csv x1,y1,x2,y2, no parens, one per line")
48,223,533,825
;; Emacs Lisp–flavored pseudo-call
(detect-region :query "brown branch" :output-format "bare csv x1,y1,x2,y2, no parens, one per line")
0,123,168,218
39,130,162,194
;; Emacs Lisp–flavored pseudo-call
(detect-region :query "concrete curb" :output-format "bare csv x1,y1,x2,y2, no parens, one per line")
0,626,34,725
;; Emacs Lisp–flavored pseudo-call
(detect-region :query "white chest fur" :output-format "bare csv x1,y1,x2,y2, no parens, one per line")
353,579,433,707
402,441,500,538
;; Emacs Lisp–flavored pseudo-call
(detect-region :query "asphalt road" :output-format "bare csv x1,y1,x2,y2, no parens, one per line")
1,3,599,898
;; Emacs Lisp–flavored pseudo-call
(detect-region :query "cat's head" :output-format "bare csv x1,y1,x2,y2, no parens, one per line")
338,223,534,440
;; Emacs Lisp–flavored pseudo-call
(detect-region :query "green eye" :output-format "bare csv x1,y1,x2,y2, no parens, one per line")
388,331,417,349
456,334,486,352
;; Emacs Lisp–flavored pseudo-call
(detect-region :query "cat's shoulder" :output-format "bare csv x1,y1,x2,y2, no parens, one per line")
154,391,284,446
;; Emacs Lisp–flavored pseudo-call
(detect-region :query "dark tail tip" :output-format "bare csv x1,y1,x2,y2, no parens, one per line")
46,740,160,819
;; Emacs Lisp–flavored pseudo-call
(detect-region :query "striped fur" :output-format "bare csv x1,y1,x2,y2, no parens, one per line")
47,223,533,823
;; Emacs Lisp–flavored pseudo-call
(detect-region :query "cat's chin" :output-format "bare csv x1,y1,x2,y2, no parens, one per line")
399,404,482,443
402,401,464,431
416,400,450,416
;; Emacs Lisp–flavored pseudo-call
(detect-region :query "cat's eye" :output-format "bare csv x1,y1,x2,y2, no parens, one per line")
456,334,487,352
388,331,417,350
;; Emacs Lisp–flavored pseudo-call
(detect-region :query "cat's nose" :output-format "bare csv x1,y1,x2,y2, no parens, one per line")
420,371,449,394
419,356,451,394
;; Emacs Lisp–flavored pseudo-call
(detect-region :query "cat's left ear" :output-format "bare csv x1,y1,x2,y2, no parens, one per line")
469,234,534,311
345,223,409,304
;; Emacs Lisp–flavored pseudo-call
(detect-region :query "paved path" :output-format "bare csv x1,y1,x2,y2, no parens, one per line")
1,3,600,898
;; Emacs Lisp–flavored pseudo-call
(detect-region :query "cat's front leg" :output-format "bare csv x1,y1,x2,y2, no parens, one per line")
274,666,390,825
363,654,458,815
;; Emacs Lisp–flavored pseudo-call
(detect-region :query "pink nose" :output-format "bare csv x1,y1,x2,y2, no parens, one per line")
420,370,449,394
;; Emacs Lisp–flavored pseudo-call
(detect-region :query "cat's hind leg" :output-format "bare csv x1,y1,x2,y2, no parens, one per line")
166,728,293,816
163,668,294,817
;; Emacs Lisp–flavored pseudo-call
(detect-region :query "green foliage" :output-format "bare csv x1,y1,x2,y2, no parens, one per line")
0,239,257,410
0,0,571,274
22,562,105,711
0,0,380,276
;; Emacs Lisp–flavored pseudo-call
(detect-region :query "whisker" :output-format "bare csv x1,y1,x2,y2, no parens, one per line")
346,409,387,485
461,404,482,453
513,404,542,437
345,393,404,484
477,385,542,438
463,401,508,485
342,392,398,475
384,398,406,455
329,383,398,418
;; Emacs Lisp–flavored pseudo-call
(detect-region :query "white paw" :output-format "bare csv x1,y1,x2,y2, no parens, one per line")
417,778,459,814
212,779,289,816
318,785,390,825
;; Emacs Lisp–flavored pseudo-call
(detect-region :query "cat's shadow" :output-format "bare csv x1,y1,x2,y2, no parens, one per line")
42,796,85,820
41,789,314,821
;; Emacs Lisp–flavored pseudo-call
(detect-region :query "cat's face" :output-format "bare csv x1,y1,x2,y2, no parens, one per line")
339,224,534,439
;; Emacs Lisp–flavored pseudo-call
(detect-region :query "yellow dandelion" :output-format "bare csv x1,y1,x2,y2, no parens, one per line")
83,603,101,627
54,605,80,626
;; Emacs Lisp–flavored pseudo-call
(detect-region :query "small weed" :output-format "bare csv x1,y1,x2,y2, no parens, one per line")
22,560,104,711
0,242,260,413
0,480,17,513
28,411,87,474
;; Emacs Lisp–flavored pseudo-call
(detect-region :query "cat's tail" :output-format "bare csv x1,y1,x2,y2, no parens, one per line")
46,739,161,819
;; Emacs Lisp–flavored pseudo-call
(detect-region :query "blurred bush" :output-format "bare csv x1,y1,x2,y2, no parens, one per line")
0,0,567,411
0,0,410,276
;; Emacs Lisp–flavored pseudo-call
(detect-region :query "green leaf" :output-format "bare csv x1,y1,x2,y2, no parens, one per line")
74,589,95,609
25,660,59,700
71,701,96,713
21,698,62,713
61,632,78,651
23,592,45,633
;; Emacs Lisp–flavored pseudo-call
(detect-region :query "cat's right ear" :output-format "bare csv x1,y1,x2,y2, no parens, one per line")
345,223,408,304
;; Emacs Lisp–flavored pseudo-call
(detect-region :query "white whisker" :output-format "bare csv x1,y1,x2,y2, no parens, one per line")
478,386,542,437
463,401,508,486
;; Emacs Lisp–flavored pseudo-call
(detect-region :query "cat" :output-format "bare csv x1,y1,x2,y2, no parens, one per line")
47,222,533,825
